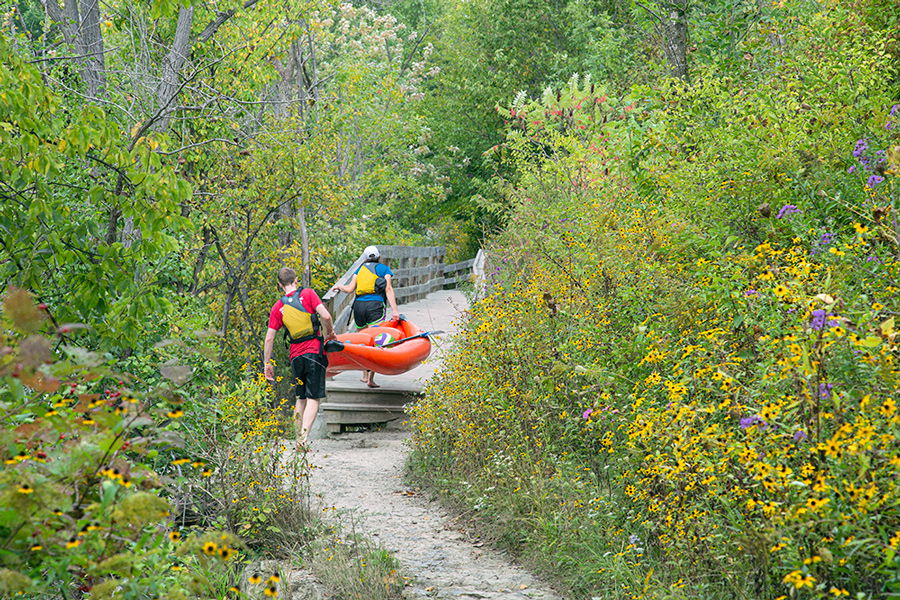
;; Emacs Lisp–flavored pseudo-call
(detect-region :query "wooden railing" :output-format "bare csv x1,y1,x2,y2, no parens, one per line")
322,246,483,334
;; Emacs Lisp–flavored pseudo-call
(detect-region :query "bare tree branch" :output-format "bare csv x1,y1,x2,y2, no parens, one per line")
194,0,263,45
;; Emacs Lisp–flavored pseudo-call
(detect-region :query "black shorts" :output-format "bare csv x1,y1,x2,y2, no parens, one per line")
290,352,327,400
352,300,386,328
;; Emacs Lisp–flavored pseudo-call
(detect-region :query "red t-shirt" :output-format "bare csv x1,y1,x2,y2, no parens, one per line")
268,288,323,358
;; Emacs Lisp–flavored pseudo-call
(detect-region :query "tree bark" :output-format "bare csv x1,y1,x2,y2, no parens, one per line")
190,227,212,295
220,284,235,358
278,197,294,248
78,0,106,98
298,204,310,288
662,2,689,82
156,5,195,132
42,0,106,98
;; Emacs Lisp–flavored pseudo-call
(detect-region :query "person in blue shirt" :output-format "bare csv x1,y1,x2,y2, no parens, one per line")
331,245,399,387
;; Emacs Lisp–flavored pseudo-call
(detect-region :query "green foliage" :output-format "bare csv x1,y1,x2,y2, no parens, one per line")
307,523,405,599
0,288,243,598
408,2,900,597
639,3,896,241
0,37,191,349
173,377,316,552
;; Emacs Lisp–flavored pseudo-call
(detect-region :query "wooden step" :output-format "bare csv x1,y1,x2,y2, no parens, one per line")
322,382,423,434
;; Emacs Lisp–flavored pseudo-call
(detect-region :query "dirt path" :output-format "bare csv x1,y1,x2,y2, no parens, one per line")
307,422,562,600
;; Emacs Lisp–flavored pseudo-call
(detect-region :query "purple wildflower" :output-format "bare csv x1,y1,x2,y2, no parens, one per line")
740,415,767,430
818,383,833,399
848,165,856,173
744,288,758,298
583,409,593,420
811,232,834,255
776,204,802,219
853,139,869,157
890,104,899,117
793,430,807,443
867,174,884,187
810,309,826,331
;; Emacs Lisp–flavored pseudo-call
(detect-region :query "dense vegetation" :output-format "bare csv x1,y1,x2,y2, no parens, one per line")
1,0,898,597
408,1,900,599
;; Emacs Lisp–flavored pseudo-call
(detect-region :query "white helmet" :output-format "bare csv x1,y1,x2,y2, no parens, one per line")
363,245,380,260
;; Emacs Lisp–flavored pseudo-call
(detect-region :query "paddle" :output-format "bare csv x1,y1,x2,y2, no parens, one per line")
322,326,443,353
380,330,444,348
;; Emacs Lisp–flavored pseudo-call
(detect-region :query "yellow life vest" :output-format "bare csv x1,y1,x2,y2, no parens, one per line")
356,263,387,297
281,292,321,344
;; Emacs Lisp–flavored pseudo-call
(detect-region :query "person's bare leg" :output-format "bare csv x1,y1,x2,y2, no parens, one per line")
293,397,307,449
360,370,369,383
366,371,380,388
299,398,320,443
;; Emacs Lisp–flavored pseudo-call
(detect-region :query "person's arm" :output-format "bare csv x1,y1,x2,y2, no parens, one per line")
316,304,337,341
331,274,357,295
263,327,278,381
384,274,399,319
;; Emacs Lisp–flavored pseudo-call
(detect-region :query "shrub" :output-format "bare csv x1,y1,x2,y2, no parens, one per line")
0,288,243,598
408,27,900,594
173,376,316,553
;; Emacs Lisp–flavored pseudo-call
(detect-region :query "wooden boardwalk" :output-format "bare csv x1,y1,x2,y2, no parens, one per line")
314,289,469,436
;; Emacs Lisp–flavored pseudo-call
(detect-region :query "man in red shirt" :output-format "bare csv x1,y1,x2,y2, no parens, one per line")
263,268,337,449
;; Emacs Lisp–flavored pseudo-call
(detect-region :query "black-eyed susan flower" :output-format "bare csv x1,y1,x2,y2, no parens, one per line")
202,541,218,555
66,538,81,549
167,409,184,418
82,418,96,425
268,573,280,583
806,497,829,511
171,458,191,466
169,531,181,542
227,587,241,596
17,483,34,494
202,468,212,477
30,545,42,551
192,461,205,468
263,586,277,597
219,546,236,560
248,573,261,585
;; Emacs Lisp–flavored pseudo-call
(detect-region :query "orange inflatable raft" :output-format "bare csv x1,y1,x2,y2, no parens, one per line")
324,317,440,377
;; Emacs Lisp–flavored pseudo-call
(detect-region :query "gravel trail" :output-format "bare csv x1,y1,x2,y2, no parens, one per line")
307,423,562,600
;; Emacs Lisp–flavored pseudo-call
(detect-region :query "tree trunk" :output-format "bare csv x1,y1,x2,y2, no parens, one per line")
662,2,689,82
304,20,319,123
298,204,310,288
278,197,293,248
156,5,195,132
42,0,106,98
190,227,212,295
78,0,106,98
220,283,235,359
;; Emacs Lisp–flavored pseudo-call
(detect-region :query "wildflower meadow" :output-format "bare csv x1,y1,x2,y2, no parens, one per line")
409,4,900,598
